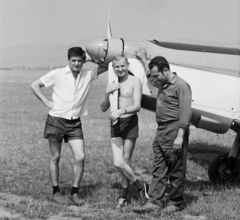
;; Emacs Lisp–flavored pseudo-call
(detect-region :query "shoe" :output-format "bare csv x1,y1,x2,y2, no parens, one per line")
133,201,160,213
116,197,128,209
161,205,181,214
139,183,149,205
71,193,85,206
52,192,66,204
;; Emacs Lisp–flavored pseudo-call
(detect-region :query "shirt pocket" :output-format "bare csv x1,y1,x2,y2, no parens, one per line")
46,115,54,126
160,93,170,105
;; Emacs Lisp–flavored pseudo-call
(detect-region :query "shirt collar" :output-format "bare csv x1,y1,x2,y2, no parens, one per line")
64,65,81,75
168,72,177,85
65,66,71,74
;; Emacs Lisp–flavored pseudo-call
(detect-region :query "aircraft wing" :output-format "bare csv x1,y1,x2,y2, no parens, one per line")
150,40,240,56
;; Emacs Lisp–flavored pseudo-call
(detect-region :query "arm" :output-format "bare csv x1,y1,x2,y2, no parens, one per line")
173,83,192,152
135,46,150,77
87,59,108,75
100,91,110,112
136,47,161,88
100,82,120,112
97,65,108,75
31,79,54,109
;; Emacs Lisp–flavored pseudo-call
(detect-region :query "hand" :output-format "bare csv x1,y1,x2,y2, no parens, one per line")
106,83,120,94
108,109,123,121
135,45,147,62
45,101,54,109
173,136,183,153
91,59,103,65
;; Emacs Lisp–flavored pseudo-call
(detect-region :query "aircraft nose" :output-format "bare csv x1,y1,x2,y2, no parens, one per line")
86,38,108,63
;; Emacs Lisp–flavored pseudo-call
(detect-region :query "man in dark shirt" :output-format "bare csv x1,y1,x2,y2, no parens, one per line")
134,47,192,214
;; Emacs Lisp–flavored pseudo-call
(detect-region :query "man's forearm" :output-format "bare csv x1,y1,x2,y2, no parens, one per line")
97,66,108,75
100,92,110,112
31,83,49,106
139,59,151,77
177,127,186,138
119,103,141,115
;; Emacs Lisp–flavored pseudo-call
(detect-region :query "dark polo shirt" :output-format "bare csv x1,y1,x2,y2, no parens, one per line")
147,72,192,129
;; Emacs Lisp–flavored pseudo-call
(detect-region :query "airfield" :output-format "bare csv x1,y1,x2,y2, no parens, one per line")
0,66,240,220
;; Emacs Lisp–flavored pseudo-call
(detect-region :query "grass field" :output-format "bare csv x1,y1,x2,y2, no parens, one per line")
0,67,240,220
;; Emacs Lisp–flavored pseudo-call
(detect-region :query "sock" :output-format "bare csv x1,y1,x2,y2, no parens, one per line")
71,187,79,195
53,186,60,195
121,187,128,199
133,179,144,192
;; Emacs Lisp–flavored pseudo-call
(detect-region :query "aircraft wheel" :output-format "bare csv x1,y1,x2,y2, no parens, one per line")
208,153,239,184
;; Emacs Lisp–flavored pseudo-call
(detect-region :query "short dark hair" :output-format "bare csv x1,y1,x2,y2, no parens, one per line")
148,56,170,72
67,47,86,61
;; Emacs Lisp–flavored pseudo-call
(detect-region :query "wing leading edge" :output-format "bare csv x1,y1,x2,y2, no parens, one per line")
150,40,240,56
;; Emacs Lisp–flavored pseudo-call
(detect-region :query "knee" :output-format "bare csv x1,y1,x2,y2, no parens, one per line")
50,154,61,164
113,160,125,170
74,154,85,164
123,155,131,164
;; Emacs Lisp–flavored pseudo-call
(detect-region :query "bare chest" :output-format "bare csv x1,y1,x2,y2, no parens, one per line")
119,82,133,98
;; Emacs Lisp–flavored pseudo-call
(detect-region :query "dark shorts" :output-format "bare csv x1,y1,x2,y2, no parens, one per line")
43,114,84,143
111,114,139,139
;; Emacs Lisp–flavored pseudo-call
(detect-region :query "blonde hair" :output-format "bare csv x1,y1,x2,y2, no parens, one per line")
112,54,129,63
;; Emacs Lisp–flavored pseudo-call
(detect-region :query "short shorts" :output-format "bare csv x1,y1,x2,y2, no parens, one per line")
43,114,84,143
111,114,138,139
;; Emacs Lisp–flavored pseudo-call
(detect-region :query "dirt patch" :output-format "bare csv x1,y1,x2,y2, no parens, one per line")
0,193,80,220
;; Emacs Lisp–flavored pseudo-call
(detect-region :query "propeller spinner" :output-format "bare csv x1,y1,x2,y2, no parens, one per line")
87,38,124,65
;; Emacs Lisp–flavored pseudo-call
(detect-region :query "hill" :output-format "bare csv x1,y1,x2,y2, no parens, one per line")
0,37,96,67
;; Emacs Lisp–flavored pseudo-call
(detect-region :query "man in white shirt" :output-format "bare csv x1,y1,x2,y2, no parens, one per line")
31,47,107,205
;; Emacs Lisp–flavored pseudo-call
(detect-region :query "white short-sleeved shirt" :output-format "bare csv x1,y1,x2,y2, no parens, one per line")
40,65,98,119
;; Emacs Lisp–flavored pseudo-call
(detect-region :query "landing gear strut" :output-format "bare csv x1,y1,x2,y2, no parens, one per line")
208,132,240,184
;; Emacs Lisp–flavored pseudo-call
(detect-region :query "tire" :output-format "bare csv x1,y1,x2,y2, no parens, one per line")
208,153,239,184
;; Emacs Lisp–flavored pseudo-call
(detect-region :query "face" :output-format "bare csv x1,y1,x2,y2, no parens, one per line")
112,58,129,78
69,56,84,73
150,66,168,84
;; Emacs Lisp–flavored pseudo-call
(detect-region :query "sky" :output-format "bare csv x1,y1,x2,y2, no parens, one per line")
0,0,239,49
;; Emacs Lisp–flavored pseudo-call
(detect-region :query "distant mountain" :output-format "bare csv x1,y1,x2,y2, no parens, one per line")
0,37,96,66
0,36,239,67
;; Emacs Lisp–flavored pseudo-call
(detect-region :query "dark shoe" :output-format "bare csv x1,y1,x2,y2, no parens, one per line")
133,201,160,213
139,183,149,205
71,193,85,206
116,197,127,209
162,205,181,214
52,192,66,204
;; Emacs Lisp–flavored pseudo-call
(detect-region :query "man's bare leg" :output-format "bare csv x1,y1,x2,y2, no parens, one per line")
121,139,136,188
49,140,62,187
68,139,85,206
111,137,146,207
49,140,66,204
111,137,137,183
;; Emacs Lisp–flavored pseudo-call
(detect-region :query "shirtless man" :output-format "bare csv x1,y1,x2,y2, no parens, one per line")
100,54,148,208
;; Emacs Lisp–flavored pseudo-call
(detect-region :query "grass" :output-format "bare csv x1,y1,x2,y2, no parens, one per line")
0,66,240,219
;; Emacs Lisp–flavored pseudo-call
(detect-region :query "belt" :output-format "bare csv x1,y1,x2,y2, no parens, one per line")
158,120,178,126
66,117,80,122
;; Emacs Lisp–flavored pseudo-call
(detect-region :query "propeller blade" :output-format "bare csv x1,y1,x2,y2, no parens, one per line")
107,2,112,38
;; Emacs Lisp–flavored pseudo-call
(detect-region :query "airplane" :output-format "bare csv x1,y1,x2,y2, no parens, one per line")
85,20,240,184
